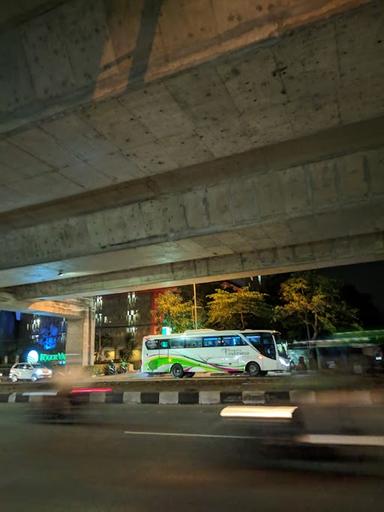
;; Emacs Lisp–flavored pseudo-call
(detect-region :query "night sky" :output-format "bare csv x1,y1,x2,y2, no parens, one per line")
320,261,384,320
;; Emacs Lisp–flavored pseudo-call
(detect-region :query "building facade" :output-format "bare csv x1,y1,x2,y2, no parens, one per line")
94,289,162,368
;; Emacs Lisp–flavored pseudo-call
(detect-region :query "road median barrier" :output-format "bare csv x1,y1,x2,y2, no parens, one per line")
1,388,383,406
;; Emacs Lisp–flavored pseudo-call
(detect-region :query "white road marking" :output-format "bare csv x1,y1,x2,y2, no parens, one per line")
123,431,261,440
297,434,384,447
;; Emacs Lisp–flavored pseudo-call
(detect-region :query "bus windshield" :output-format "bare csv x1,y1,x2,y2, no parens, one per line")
243,332,276,359
275,334,288,359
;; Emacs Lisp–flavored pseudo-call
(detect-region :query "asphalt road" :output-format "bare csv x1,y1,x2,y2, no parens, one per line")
0,404,383,512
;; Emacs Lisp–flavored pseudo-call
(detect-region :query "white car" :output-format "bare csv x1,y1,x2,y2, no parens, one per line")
9,363,52,382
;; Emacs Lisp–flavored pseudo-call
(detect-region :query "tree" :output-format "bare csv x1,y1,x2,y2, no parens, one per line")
275,272,360,340
154,290,195,333
206,287,271,329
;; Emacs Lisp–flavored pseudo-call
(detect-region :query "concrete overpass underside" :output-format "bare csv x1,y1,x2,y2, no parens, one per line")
0,0,383,308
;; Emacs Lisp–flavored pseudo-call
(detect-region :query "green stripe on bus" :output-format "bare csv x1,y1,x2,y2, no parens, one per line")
143,355,243,372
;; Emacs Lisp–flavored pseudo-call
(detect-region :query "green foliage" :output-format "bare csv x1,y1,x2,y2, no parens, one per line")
274,272,360,340
154,290,194,333
152,273,362,340
206,287,271,329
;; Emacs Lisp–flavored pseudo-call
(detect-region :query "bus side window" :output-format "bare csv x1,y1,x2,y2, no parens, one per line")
145,339,159,350
169,338,185,349
203,336,221,347
247,335,262,351
185,337,202,348
160,340,169,350
222,336,245,346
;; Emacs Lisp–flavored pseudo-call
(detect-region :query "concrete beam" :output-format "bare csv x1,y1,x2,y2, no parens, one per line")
8,232,384,299
0,0,366,133
0,292,90,318
1,114,384,234
1,120,383,276
0,1,382,216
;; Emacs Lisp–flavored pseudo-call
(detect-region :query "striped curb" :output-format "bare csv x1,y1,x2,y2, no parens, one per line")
1,389,383,405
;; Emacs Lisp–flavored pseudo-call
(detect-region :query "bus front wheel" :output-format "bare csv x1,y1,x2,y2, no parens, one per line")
247,362,261,377
171,364,184,379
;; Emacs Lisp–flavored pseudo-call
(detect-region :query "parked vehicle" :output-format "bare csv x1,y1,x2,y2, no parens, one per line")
141,329,291,378
104,361,117,376
9,362,52,382
117,361,128,374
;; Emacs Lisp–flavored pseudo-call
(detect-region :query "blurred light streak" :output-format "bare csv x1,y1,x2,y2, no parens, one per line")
297,434,384,447
220,405,297,419
22,391,58,396
71,387,112,394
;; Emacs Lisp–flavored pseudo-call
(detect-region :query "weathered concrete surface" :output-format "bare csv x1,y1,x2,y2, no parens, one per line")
4,120,384,267
0,1,379,213
1,113,384,297
0,0,366,132
8,232,384,299
0,0,383,301
1,113,383,234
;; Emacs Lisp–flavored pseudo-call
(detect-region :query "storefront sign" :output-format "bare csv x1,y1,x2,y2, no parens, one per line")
39,352,66,362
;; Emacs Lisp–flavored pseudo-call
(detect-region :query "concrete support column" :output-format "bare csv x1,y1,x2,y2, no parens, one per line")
66,307,95,367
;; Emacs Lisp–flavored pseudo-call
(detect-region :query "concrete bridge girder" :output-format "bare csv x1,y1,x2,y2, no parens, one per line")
0,1,382,215
0,137,383,279
0,0,367,133
0,293,91,319
8,231,384,301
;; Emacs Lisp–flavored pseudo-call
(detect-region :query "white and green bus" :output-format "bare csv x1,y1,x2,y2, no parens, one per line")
141,329,290,378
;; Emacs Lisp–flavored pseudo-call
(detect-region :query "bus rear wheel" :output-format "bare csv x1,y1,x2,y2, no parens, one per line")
247,362,261,377
171,364,184,379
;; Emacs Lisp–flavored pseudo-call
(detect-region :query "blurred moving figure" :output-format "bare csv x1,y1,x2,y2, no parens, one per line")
295,356,307,372
290,391,384,471
30,387,89,423
222,389,384,475
29,365,111,423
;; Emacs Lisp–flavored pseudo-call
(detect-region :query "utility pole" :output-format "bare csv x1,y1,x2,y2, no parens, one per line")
193,283,198,329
